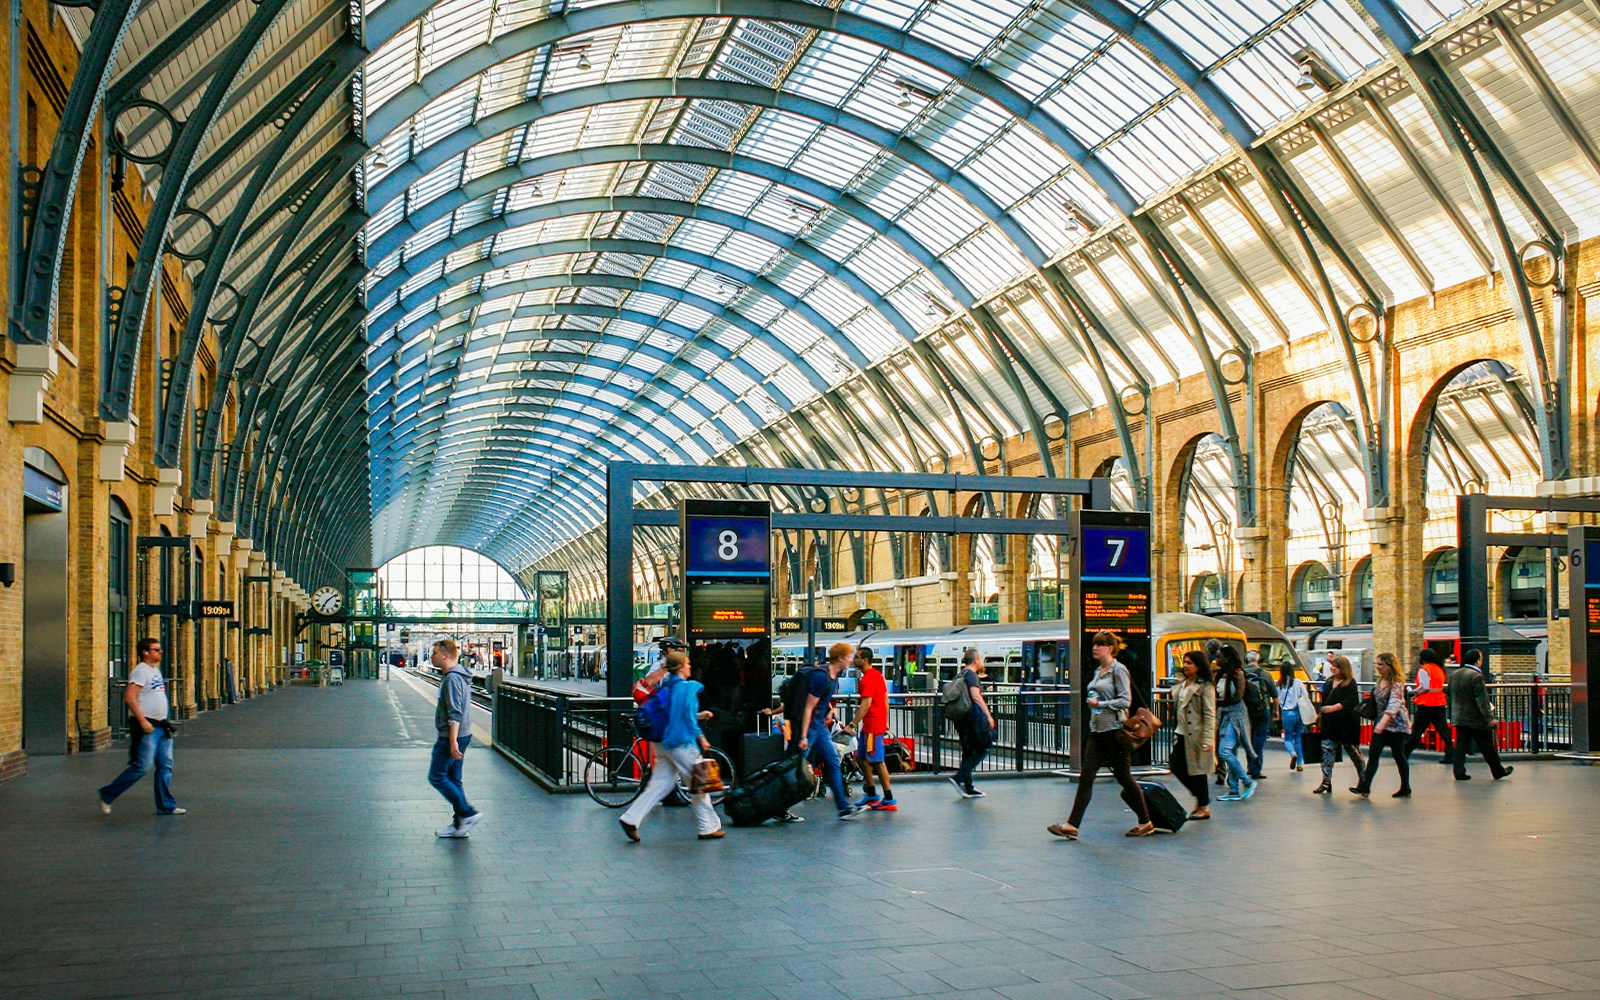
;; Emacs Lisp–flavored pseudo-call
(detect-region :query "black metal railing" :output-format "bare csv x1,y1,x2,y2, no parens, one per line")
493,677,1575,791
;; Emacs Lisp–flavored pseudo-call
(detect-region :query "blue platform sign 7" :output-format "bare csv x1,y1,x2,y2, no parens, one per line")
1081,525,1151,581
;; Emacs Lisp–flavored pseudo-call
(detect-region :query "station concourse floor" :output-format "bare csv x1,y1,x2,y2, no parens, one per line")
3,678,1600,1000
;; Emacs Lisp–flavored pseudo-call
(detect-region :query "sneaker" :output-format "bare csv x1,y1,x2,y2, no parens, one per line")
619,818,640,842
697,830,726,840
1241,780,1257,800
99,800,111,816
853,794,882,809
1217,792,1243,802
776,811,804,824
966,787,986,798
838,805,867,821
458,811,485,834
436,824,468,838
160,807,188,815
947,776,967,796
870,798,898,811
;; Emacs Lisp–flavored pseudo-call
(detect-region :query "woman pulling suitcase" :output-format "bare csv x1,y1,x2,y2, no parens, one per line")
1046,631,1153,840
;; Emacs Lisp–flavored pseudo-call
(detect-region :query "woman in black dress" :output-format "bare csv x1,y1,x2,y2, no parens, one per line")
1313,655,1365,794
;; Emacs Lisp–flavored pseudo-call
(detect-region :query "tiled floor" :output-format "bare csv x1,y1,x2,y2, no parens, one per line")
3,677,1599,999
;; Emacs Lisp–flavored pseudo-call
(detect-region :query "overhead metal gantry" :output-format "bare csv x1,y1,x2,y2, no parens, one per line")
9,0,1595,586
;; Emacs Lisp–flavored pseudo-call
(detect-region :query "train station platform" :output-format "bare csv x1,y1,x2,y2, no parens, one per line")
3,678,1599,1000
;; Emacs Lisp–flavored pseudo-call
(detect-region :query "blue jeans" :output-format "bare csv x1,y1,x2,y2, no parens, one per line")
805,724,850,812
1249,715,1270,777
99,727,178,813
1217,705,1250,793
428,734,476,823
1281,712,1304,763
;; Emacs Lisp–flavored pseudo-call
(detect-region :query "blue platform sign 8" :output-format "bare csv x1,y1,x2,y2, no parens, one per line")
1081,525,1150,581
685,515,769,576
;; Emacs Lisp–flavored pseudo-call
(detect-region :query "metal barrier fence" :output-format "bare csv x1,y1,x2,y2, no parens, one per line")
492,677,1573,790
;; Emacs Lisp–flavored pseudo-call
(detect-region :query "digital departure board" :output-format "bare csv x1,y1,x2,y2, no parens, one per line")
681,499,771,640
1069,509,1154,769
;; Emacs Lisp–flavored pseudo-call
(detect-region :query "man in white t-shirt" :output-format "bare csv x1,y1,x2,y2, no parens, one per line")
98,637,186,816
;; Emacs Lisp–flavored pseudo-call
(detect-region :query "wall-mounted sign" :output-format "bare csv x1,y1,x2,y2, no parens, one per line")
1569,529,1600,754
22,465,64,510
196,601,235,619
774,616,851,635
1293,612,1326,627
681,499,771,640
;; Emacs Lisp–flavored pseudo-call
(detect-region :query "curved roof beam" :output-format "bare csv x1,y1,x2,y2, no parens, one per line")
359,0,1145,215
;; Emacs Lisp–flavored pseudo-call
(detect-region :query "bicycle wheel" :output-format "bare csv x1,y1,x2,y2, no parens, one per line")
677,746,736,806
584,746,650,808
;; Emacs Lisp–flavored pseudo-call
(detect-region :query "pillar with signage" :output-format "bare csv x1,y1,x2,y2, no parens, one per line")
1568,526,1600,754
1068,509,1153,770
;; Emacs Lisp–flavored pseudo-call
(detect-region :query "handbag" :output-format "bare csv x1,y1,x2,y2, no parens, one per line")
1358,691,1380,722
1296,688,1318,727
689,758,724,795
1117,670,1160,751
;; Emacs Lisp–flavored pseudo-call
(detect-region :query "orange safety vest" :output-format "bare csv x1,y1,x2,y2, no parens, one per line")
1415,661,1447,707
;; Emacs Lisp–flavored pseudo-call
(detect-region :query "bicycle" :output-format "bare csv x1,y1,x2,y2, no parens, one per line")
582,719,736,809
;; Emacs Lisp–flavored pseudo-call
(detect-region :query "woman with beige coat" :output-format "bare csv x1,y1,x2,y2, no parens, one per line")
1169,650,1216,820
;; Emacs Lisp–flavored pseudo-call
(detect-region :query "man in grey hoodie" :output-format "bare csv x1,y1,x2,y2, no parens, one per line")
429,638,485,838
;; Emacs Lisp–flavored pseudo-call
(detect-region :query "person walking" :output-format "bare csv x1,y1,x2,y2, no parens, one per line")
842,646,897,811
429,639,485,838
1277,663,1308,772
619,650,725,841
1214,645,1256,801
98,638,186,816
1313,655,1365,793
1352,652,1412,798
1047,631,1153,839
948,648,996,798
794,642,867,820
1449,650,1513,782
1406,648,1454,765
1244,651,1276,780
1169,650,1216,821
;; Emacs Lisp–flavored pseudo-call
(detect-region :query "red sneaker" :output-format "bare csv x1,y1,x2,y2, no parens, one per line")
871,798,898,811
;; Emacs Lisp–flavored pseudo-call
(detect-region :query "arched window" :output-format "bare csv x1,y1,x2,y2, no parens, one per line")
1291,561,1334,626
1498,548,1546,620
108,498,132,727
1189,573,1225,614
1425,549,1460,622
1349,557,1374,625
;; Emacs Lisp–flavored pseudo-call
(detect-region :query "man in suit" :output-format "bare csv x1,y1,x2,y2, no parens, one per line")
1448,650,1513,781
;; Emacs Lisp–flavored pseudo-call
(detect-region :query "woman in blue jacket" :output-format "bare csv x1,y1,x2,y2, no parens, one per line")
619,651,725,841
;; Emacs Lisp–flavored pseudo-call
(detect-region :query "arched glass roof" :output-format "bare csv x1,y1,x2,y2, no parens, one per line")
59,0,1600,579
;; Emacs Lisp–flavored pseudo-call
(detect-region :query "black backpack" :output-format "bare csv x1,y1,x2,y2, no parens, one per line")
780,667,827,724
1244,667,1273,722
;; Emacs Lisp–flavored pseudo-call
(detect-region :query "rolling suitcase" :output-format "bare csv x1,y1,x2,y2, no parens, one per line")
723,751,818,826
742,715,787,775
1134,779,1187,833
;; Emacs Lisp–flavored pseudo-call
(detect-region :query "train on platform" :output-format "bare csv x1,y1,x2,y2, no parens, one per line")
1285,617,1552,678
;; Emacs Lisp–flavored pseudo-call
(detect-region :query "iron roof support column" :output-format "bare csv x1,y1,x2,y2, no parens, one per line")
12,0,142,345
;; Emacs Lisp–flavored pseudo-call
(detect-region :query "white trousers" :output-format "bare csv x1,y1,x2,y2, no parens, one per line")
619,742,721,836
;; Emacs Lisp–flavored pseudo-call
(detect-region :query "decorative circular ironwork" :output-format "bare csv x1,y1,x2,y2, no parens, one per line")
979,436,1002,461
1042,412,1068,441
209,281,243,326
1343,302,1381,345
807,492,829,514
1216,348,1249,386
927,454,946,474
840,486,861,507
111,100,181,165
167,208,218,262
1116,385,1146,417
1518,240,1559,288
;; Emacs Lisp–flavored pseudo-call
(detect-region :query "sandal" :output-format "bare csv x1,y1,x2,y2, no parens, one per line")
1189,808,1210,820
1046,822,1078,840
1125,822,1155,838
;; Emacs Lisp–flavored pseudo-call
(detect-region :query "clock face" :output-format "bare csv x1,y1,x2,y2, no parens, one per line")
312,586,344,616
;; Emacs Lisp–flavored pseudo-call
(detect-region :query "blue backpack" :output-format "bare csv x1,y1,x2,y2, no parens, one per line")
635,683,673,743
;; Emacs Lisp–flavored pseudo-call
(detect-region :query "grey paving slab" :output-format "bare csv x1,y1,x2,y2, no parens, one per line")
3,676,1600,1000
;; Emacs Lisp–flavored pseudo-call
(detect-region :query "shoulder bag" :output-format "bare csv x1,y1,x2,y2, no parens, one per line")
1296,684,1318,726
1118,668,1161,752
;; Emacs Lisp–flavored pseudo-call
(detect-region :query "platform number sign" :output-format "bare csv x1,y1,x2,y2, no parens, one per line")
1068,509,1154,768
681,499,772,639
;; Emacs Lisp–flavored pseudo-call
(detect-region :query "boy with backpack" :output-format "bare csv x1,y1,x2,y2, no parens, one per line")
782,642,866,821
1244,651,1277,780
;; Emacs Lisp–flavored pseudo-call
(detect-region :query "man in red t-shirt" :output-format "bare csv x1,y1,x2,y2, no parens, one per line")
844,646,897,811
